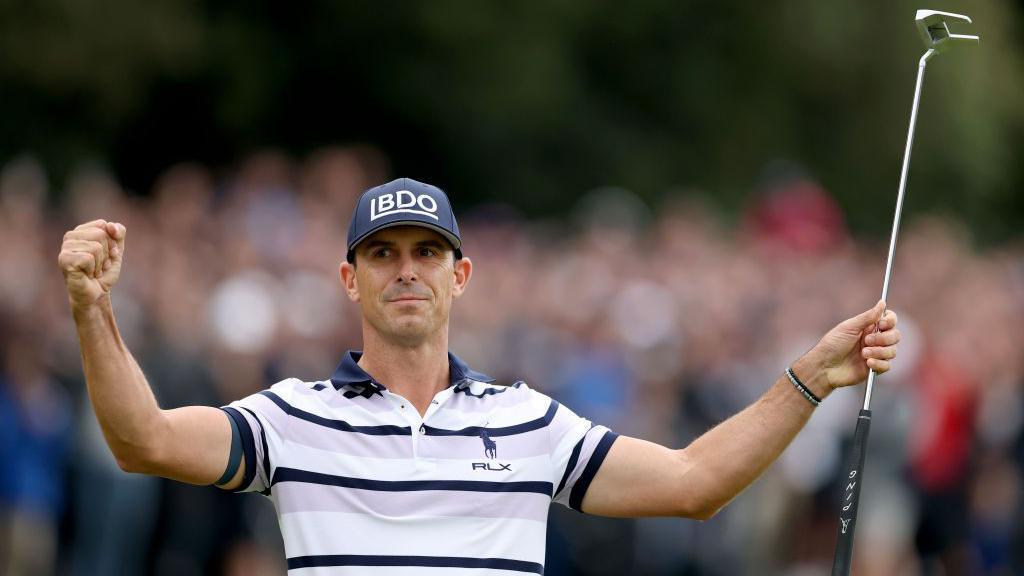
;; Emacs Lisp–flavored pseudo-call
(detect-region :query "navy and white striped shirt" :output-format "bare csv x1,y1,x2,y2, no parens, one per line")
221,350,618,575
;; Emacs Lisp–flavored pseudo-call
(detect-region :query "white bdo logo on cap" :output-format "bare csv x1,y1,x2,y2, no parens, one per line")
369,190,439,221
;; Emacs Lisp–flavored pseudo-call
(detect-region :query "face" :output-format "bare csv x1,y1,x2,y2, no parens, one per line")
340,226,472,346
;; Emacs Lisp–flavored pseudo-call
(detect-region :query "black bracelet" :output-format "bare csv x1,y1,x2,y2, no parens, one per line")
786,367,822,407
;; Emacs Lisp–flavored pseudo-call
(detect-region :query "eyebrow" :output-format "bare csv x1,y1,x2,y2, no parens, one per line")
415,239,446,249
363,240,395,250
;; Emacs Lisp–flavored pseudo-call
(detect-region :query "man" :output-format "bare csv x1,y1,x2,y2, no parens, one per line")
59,178,900,574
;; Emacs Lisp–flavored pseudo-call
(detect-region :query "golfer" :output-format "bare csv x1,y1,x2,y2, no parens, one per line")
59,178,900,575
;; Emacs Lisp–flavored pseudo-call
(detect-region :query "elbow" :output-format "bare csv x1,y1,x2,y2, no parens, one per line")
109,414,170,475
110,435,164,475
674,496,722,522
113,447,159,474
115,453,144,473
688,502,723,522
671,451,727,521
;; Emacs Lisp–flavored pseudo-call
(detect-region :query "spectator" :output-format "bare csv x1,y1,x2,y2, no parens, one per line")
0,149,1021,574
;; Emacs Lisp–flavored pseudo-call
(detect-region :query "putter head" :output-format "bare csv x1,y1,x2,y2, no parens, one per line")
916,10,980,53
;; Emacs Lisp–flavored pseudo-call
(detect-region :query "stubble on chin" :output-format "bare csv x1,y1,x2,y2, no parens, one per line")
370,306,443,346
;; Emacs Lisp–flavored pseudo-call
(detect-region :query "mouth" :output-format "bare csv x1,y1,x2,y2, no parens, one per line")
387,296,429,303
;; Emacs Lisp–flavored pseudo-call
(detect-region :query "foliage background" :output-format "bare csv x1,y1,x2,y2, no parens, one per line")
2,0,1021,238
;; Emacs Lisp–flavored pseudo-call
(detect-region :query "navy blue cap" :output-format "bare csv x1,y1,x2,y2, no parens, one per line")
346,178,462,262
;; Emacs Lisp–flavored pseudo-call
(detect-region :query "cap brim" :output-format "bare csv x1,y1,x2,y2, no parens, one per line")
348,220,462,255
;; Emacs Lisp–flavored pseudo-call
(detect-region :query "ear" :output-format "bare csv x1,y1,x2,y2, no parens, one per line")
339,261,360,302
452,256,472,299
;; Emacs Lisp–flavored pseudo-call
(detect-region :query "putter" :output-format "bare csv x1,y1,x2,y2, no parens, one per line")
830,10,978,576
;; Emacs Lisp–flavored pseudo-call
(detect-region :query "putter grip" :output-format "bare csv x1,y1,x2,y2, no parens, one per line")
830,409,872,576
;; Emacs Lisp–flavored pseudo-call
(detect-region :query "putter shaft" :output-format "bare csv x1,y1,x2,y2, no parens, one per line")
862,47,935,411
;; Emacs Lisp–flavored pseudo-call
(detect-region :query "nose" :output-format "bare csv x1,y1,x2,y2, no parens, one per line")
396,252,418,283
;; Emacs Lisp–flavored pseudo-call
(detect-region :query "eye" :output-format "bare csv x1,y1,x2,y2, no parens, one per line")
419,247,437,257
372,247,391,258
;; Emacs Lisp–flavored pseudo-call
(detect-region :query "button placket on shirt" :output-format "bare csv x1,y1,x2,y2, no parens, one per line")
384,391,421,458
385,386,459,461
414,387,456,470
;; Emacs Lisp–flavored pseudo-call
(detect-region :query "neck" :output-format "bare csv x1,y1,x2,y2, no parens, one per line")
357,323,451,414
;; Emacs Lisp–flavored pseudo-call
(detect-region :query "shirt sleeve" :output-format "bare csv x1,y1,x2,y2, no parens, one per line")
544,393,619,512
220,377,303,494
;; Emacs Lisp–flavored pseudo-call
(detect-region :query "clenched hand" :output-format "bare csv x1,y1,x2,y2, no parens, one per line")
58,219,126,310
798,300,901,395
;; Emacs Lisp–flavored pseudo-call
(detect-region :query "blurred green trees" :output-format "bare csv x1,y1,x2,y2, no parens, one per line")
2,0,1021,239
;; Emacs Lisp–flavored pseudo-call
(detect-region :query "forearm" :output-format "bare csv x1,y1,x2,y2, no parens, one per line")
60,220,236,484
678,358,829,517
73,294,166,467
581,303,897,520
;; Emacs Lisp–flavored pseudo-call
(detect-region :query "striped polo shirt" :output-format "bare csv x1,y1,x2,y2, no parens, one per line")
221,350,618,575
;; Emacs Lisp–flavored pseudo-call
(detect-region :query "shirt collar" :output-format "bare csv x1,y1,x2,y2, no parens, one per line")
329,349,495,392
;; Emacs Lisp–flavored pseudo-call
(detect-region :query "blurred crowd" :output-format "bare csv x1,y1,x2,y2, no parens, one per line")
1,147,1023,576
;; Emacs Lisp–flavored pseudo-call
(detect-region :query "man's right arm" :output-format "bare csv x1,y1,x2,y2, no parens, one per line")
60,219,243,489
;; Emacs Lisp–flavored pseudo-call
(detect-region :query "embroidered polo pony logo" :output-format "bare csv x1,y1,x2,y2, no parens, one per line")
480,429,497,459
471,428,510,472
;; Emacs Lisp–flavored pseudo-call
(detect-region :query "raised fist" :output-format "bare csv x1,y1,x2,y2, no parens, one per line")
58,219,126,310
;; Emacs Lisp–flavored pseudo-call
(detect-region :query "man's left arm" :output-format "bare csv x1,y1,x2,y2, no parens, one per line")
581,300,899,519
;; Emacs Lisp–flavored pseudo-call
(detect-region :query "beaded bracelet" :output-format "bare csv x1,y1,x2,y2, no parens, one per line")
786,367,822,407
